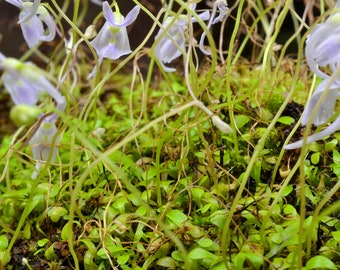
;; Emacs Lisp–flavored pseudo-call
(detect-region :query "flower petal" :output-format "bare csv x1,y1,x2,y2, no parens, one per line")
301,78,340,126
37,6,56,42
119,5,140,27
286,114,340,149
30,119,59,179
20,14,45,48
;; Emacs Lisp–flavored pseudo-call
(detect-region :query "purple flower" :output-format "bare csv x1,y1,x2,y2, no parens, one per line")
5,0,56,48
88,1,140,78
154,9,210,72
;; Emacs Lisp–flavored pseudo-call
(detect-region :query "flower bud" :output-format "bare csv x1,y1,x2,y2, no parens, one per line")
10,104,41,126
211,115,233,134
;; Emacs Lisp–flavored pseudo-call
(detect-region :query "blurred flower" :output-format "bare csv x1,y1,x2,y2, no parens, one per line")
88,1,140,79
154,9,209,72
285,78,340,149
30,120,60,179
199,0,229,55
5,0,56,48
0,52,65,178
305,1,340,80
0,53,66,113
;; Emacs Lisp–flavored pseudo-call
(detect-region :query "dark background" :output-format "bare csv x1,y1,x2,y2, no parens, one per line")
0,0,319,58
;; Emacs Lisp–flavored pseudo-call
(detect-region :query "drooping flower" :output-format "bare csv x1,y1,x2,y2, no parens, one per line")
154,8,210,72
88,1,140,79
305,1,340,80
5,0,56,48
199,0,229,55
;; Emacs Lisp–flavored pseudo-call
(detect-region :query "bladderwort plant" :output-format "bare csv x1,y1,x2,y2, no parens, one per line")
2,0,340,269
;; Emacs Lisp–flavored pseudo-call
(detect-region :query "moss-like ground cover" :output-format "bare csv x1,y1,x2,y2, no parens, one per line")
1,0,340,269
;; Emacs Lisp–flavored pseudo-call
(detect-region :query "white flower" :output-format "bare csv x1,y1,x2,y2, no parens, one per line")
154,9,210,72
5,0,56,48
285,0,340,149
88,1,140,78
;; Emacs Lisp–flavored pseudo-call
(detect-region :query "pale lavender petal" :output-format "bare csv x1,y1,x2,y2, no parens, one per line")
90,23,112,56
90,22,131,60
301,78,340,126
30,120,59,179
155,31,185,63
119,5,140,27
286,114,340,150
2,73,40,105
109,29,132,57
102,1,115,25
37,6,56,42
19,14,44,47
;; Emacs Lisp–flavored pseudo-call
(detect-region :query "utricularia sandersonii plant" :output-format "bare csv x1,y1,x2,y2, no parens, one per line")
286,0,340,150
0,0,233,180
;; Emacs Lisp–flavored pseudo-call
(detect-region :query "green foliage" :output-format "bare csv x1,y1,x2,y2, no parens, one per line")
1,0,340,269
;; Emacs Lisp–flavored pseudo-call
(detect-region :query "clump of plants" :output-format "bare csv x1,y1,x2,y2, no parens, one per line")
1,0,340,269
